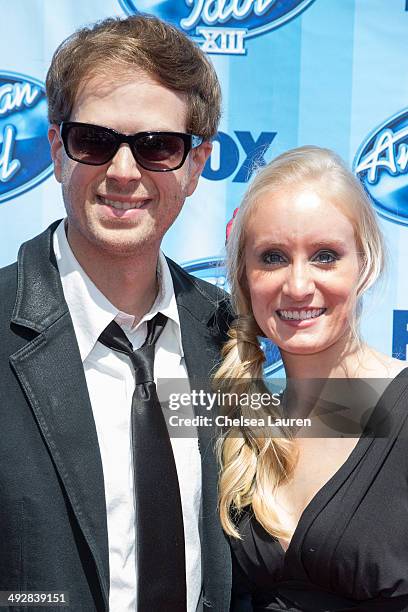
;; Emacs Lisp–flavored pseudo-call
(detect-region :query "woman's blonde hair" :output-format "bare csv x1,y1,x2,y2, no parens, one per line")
216,145,386,539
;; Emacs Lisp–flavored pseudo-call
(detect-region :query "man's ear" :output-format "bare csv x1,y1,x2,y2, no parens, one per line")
48,124,63,183
186,141,212,197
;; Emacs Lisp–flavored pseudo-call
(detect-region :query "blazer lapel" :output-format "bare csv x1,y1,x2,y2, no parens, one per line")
169,259,233,611
168,257,233,450
9,223,109,608
177,303,220,450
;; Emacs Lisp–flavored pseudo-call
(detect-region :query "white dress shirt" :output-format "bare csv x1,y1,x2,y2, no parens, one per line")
53,221,202,612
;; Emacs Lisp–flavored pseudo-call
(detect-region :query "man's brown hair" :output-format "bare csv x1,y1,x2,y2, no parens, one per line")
46,15,221,140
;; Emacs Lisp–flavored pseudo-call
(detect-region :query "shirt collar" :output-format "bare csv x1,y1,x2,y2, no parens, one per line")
53,220,183,362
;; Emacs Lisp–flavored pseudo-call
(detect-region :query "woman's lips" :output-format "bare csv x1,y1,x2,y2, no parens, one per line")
276,308,326,327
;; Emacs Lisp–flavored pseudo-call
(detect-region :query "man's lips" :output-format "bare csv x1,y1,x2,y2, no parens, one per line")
96,194,151,210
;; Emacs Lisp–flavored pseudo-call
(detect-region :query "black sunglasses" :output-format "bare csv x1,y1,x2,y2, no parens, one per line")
59,121,203,172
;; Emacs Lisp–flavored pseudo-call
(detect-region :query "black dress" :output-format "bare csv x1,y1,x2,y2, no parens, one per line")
230,369,408,611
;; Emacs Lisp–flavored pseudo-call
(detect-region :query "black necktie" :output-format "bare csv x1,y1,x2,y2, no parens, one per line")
99,313,187,611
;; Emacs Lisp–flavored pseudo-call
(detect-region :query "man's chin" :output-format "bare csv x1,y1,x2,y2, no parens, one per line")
68,221,159,261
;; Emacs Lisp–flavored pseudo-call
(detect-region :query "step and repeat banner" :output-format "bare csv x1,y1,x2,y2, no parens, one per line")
1,0,408,373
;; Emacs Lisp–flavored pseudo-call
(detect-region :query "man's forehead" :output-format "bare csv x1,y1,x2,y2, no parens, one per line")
69,67,189,132
75,67,158,101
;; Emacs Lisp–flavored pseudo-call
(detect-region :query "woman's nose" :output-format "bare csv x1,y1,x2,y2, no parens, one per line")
282,262,315,301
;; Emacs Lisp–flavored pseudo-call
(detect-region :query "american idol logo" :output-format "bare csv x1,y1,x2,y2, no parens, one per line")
354,108,408,226
182,256,284,375
120,0,316,55
0,72,52,204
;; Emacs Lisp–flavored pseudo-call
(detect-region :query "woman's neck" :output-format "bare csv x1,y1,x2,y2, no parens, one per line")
280,334,365,380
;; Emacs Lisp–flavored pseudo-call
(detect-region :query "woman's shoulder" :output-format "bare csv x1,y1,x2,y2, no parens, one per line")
358,347,408,379
386,357,408,378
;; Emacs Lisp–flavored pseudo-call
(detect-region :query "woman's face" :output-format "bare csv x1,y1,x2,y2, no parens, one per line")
244,185,361,357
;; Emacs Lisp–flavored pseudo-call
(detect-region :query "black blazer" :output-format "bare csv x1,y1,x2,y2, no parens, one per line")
0,222,232,612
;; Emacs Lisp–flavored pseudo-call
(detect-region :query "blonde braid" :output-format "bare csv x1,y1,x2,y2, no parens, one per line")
215,317,297,540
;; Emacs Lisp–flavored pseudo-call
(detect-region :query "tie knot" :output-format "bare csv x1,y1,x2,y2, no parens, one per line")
130,343,154,384
98,312,168,384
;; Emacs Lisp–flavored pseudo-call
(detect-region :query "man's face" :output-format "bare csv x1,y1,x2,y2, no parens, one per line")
48,70,211,261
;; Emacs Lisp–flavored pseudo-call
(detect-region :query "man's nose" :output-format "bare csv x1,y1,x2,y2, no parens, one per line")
282,262,315,301
105,144,142,183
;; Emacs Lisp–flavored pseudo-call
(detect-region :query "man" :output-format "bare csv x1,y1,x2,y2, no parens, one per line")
0,15,232,612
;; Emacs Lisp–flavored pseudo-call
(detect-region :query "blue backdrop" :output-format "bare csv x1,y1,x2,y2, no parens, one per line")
1,0,408,374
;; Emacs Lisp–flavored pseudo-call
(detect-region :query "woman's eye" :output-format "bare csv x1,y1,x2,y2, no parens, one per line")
313,250,338,264
262,252,286,265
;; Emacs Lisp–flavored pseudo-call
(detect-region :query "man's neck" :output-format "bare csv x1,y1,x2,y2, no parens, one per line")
85,259,159,322
66,227,160,322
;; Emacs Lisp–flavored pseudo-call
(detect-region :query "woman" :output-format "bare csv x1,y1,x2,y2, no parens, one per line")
216,146,408,611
